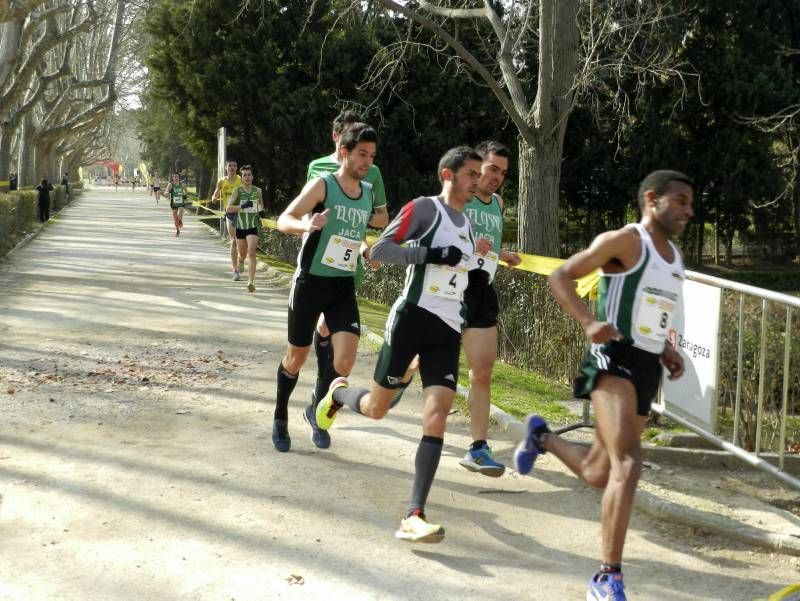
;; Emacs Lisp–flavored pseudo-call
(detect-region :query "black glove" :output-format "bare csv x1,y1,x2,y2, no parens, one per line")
241,200,254,209
425,246,463,266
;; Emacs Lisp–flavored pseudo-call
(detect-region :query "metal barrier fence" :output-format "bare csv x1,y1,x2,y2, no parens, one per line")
652,270,800,490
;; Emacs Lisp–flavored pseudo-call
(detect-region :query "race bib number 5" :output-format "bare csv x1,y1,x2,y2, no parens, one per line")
466,250,499,280
423,260,468,300
322,235,360,272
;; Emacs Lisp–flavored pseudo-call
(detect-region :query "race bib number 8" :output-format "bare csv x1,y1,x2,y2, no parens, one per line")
322,236,360,272
423,260,468,300
635,293,676,342
466,250,498,280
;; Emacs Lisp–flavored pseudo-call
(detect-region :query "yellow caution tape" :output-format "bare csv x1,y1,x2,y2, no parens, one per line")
193,203,599,297
0,180,8,187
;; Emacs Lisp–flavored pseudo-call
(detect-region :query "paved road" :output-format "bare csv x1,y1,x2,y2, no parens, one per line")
0,190,796,600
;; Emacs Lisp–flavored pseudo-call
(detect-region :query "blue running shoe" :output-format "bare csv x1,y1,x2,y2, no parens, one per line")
459,442,506,477
303,404,331,449
586,572,626,601
512,414,550,475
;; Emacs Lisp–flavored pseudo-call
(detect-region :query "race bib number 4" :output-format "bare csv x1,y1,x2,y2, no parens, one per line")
466,250,498,280
423,260,468,300
635,292,677,342
322,235,360,272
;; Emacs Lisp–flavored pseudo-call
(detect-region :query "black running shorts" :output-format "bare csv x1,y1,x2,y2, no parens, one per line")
287,272,360,347
374,301,461,391
464,270,499,329
235,227,259,239
573,340,663,416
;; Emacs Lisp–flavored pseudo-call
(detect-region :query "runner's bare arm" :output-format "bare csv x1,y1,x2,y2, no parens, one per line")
210,180,222,203
277,178,328,234
549,229,640,343
225,188,239,213
368,206,388,228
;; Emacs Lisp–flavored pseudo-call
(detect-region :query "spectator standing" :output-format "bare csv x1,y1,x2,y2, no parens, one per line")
35,178,54,223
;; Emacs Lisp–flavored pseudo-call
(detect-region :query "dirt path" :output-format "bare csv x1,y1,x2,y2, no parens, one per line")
0,190,797,600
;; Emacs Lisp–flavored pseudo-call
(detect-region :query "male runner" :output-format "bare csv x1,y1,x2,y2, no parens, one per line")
152,173,161,203
272,123,379,452
303,109,388,449
315,146,492,543
225,165,264,292
211,159,244,280
457,140,521,477
163,172,187,236
513,170,693,600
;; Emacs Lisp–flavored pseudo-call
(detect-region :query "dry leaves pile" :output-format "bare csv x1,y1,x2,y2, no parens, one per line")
2,348,240,396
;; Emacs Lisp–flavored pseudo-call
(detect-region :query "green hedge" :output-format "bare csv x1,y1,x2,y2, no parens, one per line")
0,185,70,255
0,191,37,254
257,227,588,385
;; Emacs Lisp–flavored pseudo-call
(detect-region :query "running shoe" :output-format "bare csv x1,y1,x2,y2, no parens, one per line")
271,419,291,452
175,228,180,236
247,280,255,293
459,442,506,477
395,513,445,543
315,376,348,430
232,271,241,281
303,404,331,449
587,572,626,601
512,414,550,475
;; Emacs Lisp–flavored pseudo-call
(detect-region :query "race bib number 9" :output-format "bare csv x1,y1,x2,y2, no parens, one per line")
322,235,360,272
635,292,677,342
466,250,498,280
423,260,468,300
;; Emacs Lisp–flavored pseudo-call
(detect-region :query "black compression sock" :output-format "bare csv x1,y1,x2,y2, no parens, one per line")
408,435,443,515
275,363,298,421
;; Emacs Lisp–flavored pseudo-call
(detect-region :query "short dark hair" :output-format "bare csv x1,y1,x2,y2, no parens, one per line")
240,165,253,174
225,159,237,166
333,110,364,135
638,170,694,210
339,123,378,152
438,146,482,183
475,140,510,160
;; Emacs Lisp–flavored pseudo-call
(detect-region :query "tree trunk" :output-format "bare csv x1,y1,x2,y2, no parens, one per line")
695,207,705,264
18,113,34,186
0,123,10,192
517,137,561,256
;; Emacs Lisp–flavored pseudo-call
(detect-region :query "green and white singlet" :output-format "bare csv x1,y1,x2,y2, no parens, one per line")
232,186,261,230
598,223,685,354
393,198,475,333
297,173,373,278
464,193,503,283
170,184,186,208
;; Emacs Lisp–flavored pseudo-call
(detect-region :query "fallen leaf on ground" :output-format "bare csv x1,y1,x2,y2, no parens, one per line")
286,574,304,585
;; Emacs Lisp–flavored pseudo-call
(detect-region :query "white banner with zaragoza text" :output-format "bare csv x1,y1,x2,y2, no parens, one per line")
654,278,721,432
